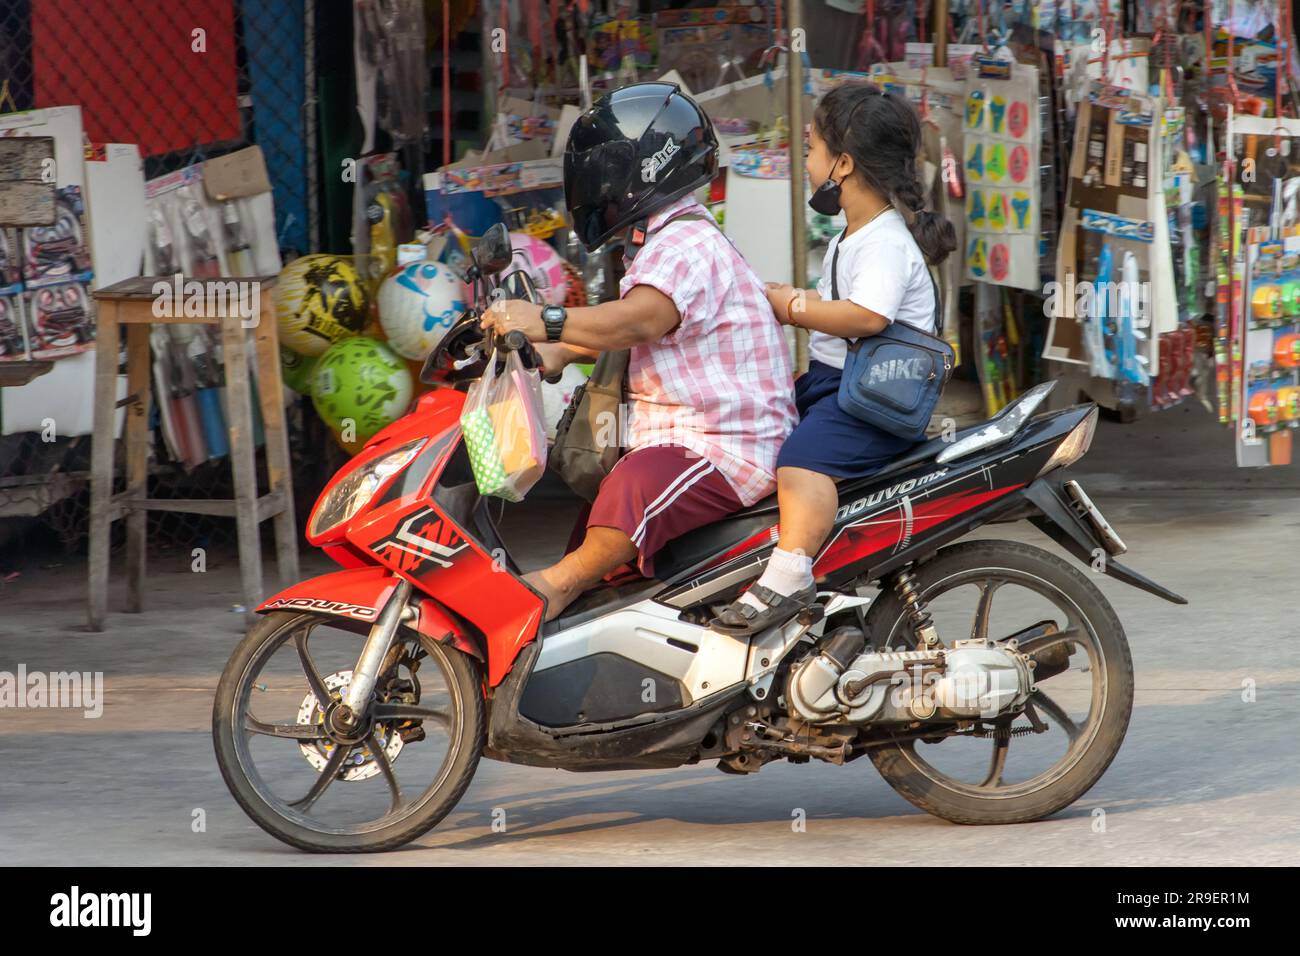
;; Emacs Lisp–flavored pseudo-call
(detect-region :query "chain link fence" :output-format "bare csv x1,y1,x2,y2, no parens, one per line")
0,0,320,559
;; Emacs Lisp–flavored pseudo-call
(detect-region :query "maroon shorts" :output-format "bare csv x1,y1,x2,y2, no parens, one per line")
586,444,744,578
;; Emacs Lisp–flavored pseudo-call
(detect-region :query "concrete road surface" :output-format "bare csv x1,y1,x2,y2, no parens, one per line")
1,407,1298,865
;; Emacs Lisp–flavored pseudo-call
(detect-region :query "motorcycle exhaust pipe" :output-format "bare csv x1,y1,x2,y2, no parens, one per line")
337,579,412,727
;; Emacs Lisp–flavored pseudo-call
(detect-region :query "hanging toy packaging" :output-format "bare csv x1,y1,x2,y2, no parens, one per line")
459,346,548,502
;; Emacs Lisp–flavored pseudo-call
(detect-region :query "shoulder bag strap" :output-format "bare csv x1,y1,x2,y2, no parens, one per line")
929,267,943,336
830,229,843,302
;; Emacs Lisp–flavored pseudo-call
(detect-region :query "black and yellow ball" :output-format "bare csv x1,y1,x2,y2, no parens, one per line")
275,255,372,356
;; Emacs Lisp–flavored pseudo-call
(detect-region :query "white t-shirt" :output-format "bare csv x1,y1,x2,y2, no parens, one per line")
808,208,937,370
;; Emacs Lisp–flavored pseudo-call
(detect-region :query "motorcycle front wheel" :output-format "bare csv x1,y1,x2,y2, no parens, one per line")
213,611,485,852
862,539,1134,825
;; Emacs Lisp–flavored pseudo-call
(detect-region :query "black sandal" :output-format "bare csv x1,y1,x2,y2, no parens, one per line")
710,583,817,636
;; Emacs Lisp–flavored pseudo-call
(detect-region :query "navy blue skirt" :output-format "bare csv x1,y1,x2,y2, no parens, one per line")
776,360,920,479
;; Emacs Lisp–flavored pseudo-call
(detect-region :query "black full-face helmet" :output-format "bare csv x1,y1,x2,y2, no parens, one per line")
564,82,719,251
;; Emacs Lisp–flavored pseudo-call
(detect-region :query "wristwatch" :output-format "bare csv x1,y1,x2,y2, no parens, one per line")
541,304,567,342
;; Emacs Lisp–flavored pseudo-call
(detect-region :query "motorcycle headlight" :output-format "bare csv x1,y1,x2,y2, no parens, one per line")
1037,407,1098,476
308,438,427,538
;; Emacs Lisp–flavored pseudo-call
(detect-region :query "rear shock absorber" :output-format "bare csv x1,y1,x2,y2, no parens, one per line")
893,568,940,648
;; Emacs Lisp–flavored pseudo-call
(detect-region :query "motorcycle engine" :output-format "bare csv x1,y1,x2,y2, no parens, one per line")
787,634,1035,726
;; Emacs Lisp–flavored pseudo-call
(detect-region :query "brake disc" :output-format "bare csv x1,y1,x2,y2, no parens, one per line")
296,670,403,782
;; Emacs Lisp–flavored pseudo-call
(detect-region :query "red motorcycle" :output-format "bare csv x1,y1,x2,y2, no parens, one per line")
213,226,1185,852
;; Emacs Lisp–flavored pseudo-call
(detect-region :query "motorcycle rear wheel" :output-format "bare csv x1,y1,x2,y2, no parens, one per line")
213,611,485,852
862,539,1134,825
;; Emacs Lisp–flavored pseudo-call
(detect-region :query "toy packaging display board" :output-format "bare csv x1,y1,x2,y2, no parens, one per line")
426,139,563,200
1045,83,1178,386
0,108,98,365
138,162,280,464
1237,225,1300,466
143,164,281,279
961,61,1041,290
1218,114,1300,445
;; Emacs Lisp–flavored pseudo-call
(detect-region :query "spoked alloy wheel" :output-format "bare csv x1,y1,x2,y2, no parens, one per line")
213,611,485,852
862,540,1134,824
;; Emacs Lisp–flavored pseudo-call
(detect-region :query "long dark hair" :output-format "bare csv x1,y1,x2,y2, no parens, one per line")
813,83,957,265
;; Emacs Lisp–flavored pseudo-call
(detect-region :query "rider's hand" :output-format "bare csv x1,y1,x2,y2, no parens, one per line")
479,298,545,341
532,342,573,378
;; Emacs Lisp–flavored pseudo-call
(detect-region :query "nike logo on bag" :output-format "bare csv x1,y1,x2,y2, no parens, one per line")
868,358,926,385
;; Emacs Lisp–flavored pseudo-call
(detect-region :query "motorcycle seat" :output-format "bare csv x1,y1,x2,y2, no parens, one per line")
650,419,999,582
548,419,995,628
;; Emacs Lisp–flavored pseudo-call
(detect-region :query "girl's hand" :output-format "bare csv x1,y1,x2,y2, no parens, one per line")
479,299,545,341
764,282,799,324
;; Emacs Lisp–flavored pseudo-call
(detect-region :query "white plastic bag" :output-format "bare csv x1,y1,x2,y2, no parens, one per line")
459,347,548,502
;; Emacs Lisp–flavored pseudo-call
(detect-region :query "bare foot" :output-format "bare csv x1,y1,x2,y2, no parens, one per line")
524,568,577,622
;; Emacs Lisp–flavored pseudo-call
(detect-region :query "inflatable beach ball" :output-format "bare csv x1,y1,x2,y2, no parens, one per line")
275,255,372,356
279,346,318,395
377,261,468,360
310,336,413,442
502,233,569,306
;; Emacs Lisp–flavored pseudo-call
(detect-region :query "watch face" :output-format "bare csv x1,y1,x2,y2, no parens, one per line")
543,305,565,340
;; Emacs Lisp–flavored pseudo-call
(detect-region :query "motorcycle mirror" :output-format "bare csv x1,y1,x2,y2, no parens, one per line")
472,223,513,275
497,268,543,305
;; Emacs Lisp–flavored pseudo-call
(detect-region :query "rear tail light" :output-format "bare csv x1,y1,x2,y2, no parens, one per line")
1037,407,1098,477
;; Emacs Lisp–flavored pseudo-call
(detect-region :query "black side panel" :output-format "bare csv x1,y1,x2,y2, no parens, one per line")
653,511,773,581
486,642,745,771
519,653,685,726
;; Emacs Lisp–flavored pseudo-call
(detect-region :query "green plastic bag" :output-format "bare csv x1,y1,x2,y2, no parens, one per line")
459,347,547,501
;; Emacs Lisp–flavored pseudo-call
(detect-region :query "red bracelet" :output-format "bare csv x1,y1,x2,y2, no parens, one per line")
785,290,801,327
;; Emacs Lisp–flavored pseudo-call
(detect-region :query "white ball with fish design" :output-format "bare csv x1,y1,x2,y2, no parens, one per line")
377,261,469,360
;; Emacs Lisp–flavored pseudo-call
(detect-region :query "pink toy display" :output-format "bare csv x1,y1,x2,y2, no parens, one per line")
503,233,569,306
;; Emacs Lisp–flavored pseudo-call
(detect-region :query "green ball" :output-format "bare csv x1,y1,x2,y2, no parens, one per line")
1283,282,1300,317
310,336,413,442
280,346,317,395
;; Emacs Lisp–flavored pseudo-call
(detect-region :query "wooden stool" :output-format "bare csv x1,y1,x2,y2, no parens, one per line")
87,276,299,630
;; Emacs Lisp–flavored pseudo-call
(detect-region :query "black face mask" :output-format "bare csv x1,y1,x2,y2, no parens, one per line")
808,177,843,215
809,153,848,215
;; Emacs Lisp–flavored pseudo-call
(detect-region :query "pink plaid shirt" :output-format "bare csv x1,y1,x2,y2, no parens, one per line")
618,195,797,506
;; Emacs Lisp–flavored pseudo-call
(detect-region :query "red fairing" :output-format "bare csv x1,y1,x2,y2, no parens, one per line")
300,383,542,686
349,497,544,687
705,524,779,570
307,391,465,552
409,594,484,663
813,484,1024,576
257,565,399,625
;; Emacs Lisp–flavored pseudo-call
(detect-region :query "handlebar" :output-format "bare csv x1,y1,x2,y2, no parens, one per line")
497,329,562,384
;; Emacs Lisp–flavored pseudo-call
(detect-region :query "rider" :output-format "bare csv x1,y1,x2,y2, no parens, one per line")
480,82,797,622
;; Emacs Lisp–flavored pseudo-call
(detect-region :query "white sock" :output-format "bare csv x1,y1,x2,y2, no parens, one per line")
739,547,814,611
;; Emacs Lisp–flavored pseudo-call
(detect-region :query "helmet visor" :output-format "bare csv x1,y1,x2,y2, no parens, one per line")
565,139,635,249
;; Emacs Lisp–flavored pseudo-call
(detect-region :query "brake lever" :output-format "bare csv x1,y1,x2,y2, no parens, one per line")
452,344,484,371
